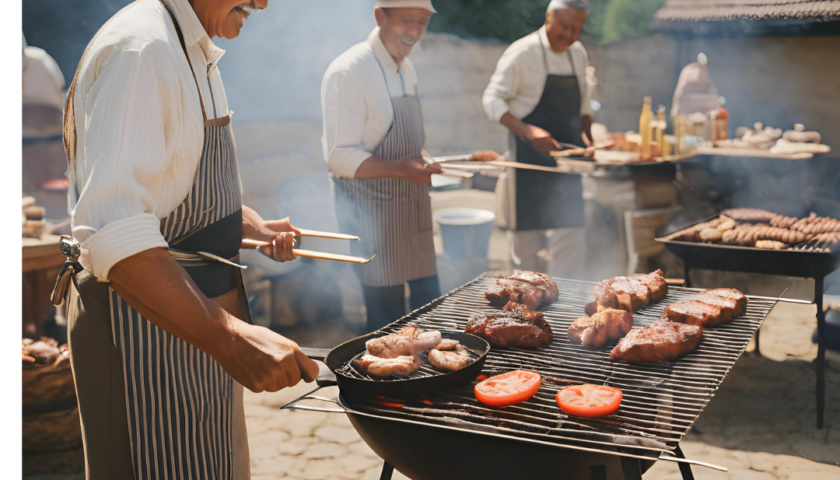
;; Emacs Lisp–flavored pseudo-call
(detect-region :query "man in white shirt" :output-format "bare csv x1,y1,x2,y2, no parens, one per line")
321,0,442,332
61,0,318,477
483,0,592,276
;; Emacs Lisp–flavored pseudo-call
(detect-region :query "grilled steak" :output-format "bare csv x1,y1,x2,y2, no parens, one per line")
568,309,633,348
701,288,747,313
465,306,553,350
610,318,703,363
485,271,558,310
594,270,667,312
663,300,725,327
693,293,741,319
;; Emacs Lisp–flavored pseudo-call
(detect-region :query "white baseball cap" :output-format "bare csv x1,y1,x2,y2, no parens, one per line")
375,0,437,13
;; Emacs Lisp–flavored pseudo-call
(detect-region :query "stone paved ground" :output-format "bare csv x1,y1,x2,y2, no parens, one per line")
245,302,840,480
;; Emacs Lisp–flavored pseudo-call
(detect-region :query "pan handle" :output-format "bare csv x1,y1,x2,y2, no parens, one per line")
300,347,332,362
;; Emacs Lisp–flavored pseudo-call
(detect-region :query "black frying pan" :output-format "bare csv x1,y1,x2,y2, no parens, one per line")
300,330,490,398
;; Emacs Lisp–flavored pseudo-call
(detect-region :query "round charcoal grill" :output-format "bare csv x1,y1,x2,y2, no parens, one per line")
285,275,778,480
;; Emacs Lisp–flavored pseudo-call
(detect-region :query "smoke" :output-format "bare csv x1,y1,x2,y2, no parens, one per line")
216,0,377,124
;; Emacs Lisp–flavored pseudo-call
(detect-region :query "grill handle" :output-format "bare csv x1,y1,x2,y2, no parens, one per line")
300,347,331,362
281,383,347,414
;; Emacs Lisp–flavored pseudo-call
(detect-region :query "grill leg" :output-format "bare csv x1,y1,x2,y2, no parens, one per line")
674,445,695,480
754,325,762,356
683,264,692,288
816,276,825,429
379,461,394,480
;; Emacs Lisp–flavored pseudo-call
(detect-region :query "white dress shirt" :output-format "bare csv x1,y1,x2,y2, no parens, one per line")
321,27,420,179
68,0,230,281
483,26,593,124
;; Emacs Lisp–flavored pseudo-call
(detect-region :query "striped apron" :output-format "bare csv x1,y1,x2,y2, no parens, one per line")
331,58,437,287
62,2,250,479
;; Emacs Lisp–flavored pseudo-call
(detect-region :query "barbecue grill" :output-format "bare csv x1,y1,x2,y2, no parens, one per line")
285,275,777,480
658,218,840,429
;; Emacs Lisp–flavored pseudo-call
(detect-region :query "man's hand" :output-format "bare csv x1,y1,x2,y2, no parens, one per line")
216,322,320,393
242,206,299,262
397,156,442,185
523,124,562,155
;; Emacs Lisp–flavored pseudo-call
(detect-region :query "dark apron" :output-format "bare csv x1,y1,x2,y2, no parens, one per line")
60,1,251,478
331,55,437,287
512,34,585,231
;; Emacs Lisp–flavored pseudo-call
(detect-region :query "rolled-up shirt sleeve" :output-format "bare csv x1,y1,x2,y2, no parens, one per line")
321,68,372,179
71,49,170,281
482,46,523,123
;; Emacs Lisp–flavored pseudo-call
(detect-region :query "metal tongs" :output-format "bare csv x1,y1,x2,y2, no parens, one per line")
242,229,375,265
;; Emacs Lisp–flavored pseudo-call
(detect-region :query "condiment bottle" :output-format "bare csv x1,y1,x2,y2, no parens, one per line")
712,96,729,142
656,104,670,158
639,96,653,161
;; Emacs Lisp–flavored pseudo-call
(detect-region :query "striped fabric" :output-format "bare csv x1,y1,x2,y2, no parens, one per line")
332,94,437,287
160,122,242,244
110,290,233,480
108,119,241,480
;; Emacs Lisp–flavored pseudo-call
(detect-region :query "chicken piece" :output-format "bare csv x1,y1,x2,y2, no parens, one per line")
755,240,787,250
610,318,703,363
663,300,727,327
717,216,737,231
608,277,651,312
465,307,553,350
701,288,747,313
365,325,441,358
595,271,665,313
485,271,558,310
356,355,421,377
427,344,471,372
434,339,460,351
629,270,669,302
507,271,559,303
568,309,633,348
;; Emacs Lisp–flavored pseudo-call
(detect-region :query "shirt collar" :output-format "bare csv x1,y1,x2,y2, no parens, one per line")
164,0,226,68
367,27,404,76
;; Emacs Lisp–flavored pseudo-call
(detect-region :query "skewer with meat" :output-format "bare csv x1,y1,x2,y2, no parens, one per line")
568,309,633,348
485,271,558,311
610,318,703,363
365,324,441,358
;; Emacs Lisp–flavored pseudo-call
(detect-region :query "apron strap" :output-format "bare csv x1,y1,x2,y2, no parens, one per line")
63,0,209,169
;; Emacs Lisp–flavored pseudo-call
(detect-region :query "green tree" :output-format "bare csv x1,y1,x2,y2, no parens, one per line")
601,0,666,43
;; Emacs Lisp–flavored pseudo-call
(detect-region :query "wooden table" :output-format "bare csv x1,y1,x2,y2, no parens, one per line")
22,234,65,337
23,234,64,273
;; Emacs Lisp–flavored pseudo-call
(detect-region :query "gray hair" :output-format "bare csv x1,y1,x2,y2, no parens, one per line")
547,0,590,13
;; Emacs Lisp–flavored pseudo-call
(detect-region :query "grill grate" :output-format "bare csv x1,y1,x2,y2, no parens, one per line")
340,275,776,461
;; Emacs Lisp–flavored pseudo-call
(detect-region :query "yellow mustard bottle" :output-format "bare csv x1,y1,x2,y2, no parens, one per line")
639,96,653,161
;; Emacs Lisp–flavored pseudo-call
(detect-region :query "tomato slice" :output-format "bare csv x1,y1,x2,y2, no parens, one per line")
474,370,541,407
556,384,622,417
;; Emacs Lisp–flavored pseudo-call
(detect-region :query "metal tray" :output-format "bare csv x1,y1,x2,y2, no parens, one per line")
657,217,840,278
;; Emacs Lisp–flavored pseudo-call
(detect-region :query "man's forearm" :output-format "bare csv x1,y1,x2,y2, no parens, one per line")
108,247,235,360
582,115,593,144
353,156,403,180
500,112,530,139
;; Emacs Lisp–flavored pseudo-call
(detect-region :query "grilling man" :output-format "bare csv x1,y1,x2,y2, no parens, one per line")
483,0,593,276
61,0,319,477
322,0,442,332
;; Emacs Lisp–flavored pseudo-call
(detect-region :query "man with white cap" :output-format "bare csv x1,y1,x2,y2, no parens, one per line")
483,0,593,276
322,0,442,332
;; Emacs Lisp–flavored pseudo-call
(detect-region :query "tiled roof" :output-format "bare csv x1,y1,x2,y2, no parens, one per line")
652,0,840,27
